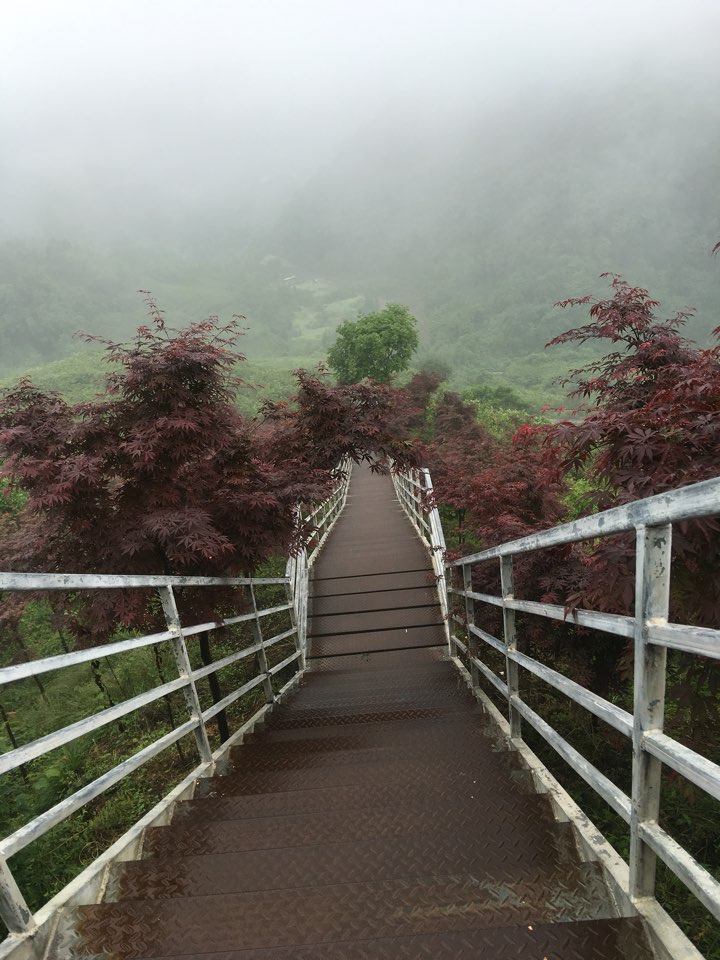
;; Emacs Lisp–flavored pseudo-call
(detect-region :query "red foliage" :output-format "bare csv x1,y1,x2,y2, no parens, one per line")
422,275,720,705
260,368,419,475
544,275,720,626
422,391,566,547
391,371,446,436
0,300,416,644
421,392,492,512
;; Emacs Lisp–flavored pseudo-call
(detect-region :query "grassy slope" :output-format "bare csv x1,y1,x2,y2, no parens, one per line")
0,351,324,416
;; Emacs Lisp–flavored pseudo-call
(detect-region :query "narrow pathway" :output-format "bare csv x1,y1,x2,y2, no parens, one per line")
70,465,655,959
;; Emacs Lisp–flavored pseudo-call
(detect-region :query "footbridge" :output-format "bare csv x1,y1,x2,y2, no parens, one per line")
1,464,720,958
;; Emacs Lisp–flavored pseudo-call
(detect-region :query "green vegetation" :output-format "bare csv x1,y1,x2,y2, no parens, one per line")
0,350,320,417
327,303,418,384
0,589,298,925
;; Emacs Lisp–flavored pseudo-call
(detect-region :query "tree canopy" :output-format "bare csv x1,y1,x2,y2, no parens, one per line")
0,297,417,645
327,303,418,384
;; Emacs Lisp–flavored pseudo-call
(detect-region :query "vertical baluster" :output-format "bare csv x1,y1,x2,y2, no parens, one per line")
447,564,458,659
500,556,521,739
630,523,671,900
285,575,306,671
249,584,275,704
414,469,422,534
463,563,479,688
298,547,308,655
445,563,453,655
0,854,35,936
158,585,213,765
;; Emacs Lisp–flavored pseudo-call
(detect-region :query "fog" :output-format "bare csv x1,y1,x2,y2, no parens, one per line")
3,0,718,236
1,0,720,384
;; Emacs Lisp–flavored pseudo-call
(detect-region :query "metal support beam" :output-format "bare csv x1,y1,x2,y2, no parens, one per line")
0,852,35,936
250,584,275,704
463,563,479,688
500,556,521,740
158,585,213,765
630,523,672,900
285,579,306,672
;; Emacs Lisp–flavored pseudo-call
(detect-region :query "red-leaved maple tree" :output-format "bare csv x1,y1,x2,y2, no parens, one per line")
0,298,417,649
542,275,720,630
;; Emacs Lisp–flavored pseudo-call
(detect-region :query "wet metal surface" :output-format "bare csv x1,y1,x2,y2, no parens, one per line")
71,466,655,959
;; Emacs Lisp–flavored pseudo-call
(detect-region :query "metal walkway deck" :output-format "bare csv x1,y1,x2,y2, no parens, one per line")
68,466,655,959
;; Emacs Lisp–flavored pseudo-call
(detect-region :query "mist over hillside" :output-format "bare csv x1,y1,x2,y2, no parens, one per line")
1,1,719,395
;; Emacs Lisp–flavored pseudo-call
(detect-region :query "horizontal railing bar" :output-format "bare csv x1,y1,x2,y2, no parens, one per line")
648,622,720,659
643,731,720,804
190,644,264,682
268,650,301,676
0,719,198,859
467,623,633,737
451,476,720,565
179,603,292,640
189,627,298,683
511,696,632,823
508,598,635,638
265,626,299,647
304,501,327,522
256,602,292,619
640,821,720,922
305,491,344,522
514,648,633,737
202,675,266,721
0,604,290,688
450,587,503,608
468,622,504,649
468,655,509,698
0,629,177,686
452,635,468,655
454,588,634,639
0,573,289,590
181,613,256,635
0,677,189,775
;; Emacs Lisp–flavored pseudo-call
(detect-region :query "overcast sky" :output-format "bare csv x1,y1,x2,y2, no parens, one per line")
2,0,719,238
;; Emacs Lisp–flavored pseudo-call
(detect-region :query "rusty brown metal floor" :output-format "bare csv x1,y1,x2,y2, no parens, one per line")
68,465,655,959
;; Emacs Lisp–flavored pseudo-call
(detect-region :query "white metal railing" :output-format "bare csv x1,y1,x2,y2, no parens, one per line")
285,456,352,655
392,466,449,627
447,474,720,938
0,465,352,945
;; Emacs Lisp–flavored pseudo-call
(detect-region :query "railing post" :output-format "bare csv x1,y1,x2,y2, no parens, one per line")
630,522,672,900
0,853,35,937
285,574,306,671
157,585,213,765
445,565,455,656
463,563,479,688
446,563,457,658
298,547,309,654
421,468,449,635
250,584,275,704
500,555,522,739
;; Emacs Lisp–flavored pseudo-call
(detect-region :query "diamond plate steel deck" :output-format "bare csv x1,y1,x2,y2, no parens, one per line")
67,465,656,960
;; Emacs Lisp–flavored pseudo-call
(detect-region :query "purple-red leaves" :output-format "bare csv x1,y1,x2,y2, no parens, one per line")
0,304,417,645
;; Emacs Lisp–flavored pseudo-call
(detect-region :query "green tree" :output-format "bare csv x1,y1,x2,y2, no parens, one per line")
327,303,418,384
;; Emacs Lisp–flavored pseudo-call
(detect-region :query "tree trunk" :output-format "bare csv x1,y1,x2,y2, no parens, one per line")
0,702,29,783
153,645,185,762
199,634,229,742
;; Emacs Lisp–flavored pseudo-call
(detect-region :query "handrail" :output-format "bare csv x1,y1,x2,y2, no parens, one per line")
285,456,352,657
0,464,352,944
391,465,449,632
446,472,720,944
456,475,720,563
